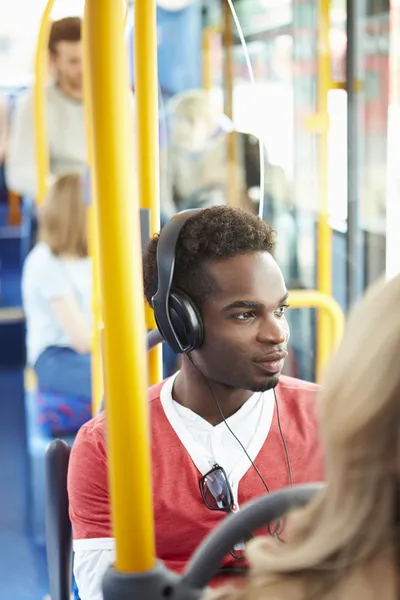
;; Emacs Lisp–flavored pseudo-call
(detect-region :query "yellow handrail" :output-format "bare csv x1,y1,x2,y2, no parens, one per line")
134,0,162,385
202,27,216,90
34,1,129,412
85,0,155,573
34,0,55,205
83,3,104,414
315,0,333,377
289,289,345,380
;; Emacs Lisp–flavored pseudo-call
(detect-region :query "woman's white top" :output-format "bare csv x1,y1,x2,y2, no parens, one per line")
22,242,92,365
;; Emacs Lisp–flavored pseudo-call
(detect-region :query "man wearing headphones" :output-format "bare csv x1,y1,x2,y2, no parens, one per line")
68,206,324,599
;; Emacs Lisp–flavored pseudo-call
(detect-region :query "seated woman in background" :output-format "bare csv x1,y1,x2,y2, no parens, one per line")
22,173,92,434
212,273,400,600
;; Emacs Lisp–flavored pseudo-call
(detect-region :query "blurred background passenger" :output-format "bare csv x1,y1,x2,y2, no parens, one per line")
6,17,85,201
161,89,247,222
22,173,92,433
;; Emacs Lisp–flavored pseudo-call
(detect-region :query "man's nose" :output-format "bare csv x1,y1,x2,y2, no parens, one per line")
258,317,287,345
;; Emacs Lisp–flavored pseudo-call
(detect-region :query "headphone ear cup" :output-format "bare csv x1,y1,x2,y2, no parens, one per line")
152,298,188,355
169,289,204,353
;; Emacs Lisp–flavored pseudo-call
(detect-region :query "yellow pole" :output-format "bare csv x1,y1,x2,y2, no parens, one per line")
202,28,213,90
83,3,104,414
85,0,155,573
316,0,332,381
34,0,55,205
88,205,103,414
288,290,344,354
134,0,163,385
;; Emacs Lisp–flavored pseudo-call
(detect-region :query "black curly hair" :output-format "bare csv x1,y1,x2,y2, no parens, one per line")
143,206,276,310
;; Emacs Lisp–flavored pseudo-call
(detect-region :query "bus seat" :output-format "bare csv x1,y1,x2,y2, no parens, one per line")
37,390,92,436
45,439,72,600
25,384,75,545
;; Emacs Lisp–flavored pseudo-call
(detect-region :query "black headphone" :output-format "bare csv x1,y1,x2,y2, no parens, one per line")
151,209,204,355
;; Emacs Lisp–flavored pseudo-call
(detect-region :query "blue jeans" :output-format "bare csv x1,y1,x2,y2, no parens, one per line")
35,346,92,400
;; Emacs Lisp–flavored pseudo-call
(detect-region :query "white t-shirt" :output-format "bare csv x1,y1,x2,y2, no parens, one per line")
22,242,92,365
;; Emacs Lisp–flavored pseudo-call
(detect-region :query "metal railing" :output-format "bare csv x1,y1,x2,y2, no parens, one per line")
289,289,345,381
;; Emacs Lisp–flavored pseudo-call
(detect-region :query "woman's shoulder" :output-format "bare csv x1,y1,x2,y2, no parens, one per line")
27,241,53,261
23,242,60,278
66,254,92,275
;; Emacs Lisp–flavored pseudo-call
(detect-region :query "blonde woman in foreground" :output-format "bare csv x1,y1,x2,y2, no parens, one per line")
212,274,400,600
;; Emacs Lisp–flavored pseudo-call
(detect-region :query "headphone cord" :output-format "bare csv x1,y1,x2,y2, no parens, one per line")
187,353,292,539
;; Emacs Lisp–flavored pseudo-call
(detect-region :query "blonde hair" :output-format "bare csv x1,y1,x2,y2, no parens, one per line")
38,173,87,258
214,274,400,600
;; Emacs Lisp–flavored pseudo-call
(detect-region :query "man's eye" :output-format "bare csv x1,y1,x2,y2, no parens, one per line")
275,305,289,317
235,312,255,321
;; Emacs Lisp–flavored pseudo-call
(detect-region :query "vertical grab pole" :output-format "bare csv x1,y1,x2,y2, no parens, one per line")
85,0,155,572
134,0,163,385
83,4,104,414
34,0,55,204
315,0,333,381
202,27,213,91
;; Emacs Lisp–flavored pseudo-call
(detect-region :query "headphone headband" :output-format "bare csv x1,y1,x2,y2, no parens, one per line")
152,209,204,353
